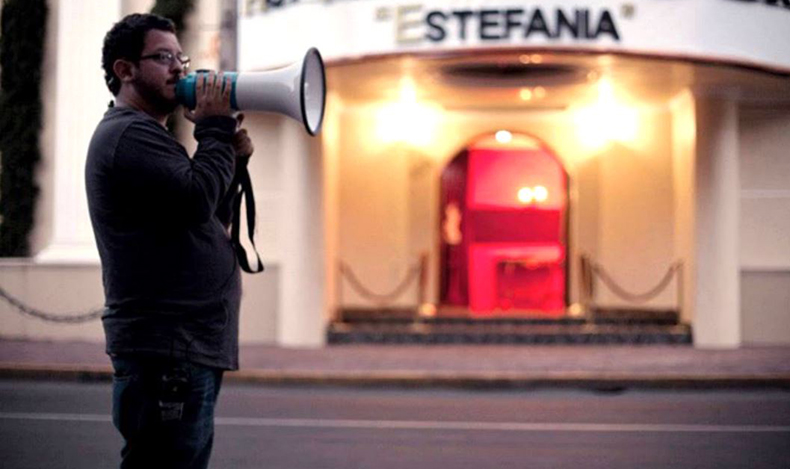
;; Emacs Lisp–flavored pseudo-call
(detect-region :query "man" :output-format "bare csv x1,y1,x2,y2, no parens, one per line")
85,13,252,468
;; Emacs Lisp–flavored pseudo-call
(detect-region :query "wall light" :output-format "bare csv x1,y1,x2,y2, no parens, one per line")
518,187,533,204
496,130,513,143
518,186,549,204
533,185,548,202
573,77,640,152
375,77,442,146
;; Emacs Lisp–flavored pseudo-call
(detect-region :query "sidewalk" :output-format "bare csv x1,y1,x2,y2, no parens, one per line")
1,338,789,389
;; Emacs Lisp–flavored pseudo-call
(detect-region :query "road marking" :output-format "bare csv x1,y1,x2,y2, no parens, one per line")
215,417,790,433
1,412,789,433
0,413,111,423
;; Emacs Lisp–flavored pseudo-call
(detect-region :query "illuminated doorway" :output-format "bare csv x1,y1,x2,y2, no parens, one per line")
440,133,569,316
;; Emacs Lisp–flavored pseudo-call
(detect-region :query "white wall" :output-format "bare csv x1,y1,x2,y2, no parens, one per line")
237,113,315,345
739,106,790,269
240,112,326,347
0,262,105,341
0,259,280,344
596,108,677,309
738,105,790,345
335,105,413,308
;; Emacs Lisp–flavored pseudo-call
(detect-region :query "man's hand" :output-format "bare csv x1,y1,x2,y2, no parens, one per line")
183,71,233,122
233,113,254,158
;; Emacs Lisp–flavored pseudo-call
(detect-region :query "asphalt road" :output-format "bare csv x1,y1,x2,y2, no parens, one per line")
0,380,789,468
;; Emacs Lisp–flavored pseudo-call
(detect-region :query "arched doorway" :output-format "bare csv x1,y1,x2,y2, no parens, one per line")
440,133,569,316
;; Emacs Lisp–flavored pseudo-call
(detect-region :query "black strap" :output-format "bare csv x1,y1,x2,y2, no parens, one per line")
231,158,264,273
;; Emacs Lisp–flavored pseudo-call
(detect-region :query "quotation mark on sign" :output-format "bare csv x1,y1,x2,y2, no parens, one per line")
621,3,636,19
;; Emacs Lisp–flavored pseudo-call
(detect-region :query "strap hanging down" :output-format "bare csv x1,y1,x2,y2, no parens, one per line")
231,158,264,273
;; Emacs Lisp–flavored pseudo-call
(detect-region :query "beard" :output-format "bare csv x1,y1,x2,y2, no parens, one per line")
132,74,179,116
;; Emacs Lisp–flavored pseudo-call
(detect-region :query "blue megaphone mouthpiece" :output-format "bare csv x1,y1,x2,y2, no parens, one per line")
176,71,239,110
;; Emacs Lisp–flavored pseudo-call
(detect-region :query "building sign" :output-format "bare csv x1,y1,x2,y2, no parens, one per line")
420,7,621,43
727,0,790,9
238,0,790,72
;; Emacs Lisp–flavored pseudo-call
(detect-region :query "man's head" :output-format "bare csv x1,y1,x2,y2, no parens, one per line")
102,14,189,116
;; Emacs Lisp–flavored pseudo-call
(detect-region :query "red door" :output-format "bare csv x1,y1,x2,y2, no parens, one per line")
440,135,567,316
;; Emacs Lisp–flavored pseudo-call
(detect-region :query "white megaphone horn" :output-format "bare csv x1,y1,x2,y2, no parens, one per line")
176,48,326,136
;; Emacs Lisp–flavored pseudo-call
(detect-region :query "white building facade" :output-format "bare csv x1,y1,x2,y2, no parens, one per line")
1,0,790,348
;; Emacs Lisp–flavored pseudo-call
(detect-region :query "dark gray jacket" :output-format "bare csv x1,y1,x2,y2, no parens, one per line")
86,106,242,370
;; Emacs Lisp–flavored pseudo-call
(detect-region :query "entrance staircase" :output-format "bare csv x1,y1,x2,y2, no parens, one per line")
327,307,692,345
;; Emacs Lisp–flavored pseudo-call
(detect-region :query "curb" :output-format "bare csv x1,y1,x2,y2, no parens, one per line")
1,363,789,390
0,364,113,383
226,370,790,391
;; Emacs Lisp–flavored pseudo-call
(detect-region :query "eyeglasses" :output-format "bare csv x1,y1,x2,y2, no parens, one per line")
138,51,190,69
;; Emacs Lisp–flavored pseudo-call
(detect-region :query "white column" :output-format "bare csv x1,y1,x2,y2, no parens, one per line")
277,120,326,347
671,90,697,325
693,98,741,348
35,0,121,264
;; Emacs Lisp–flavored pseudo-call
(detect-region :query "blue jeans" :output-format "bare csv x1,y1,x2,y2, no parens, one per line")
111,356,224,469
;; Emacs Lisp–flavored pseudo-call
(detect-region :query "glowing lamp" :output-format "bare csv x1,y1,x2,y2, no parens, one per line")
518,186,549,204
533,185,548,202
496,130,513,143
374,77,442,146
574,77,640,151
517,187,533,204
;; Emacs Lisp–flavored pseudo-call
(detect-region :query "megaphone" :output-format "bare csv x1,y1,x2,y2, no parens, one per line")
176,48,326,136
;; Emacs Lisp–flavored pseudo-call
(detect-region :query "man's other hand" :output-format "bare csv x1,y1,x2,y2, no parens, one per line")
233,113,254,158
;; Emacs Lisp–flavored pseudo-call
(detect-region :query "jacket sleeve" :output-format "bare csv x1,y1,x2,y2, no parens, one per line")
113,116,238,225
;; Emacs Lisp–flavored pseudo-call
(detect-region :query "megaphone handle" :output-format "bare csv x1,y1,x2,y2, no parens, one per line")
231,160,264,274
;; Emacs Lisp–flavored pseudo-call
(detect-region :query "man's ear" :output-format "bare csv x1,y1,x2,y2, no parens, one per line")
112,59,136,85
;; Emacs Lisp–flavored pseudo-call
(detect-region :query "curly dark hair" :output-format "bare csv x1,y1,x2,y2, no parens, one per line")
101,13,176,96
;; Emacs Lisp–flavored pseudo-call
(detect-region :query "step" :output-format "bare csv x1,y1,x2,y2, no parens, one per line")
327,322,693,346
338,307,681,326
589,307,680,325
